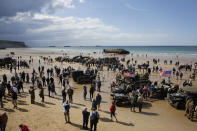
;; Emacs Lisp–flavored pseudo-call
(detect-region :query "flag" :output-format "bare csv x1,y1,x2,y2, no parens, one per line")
160,70,172,77
130,72,135,78
124,72,135,78
164,71,172,77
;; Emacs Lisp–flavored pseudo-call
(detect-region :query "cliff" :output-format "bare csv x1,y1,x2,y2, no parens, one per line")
0,40,27,48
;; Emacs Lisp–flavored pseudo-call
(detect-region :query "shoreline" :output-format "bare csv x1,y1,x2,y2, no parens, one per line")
2,47,197,59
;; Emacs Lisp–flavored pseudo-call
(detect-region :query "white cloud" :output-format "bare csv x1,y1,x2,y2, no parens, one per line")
0,12,168,46
51,0,75,9
79,0,85,3
0,0,78,17
28,14,119,33
46,0,75,13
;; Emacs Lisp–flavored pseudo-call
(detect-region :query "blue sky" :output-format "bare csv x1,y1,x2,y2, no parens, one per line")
0,0,197,46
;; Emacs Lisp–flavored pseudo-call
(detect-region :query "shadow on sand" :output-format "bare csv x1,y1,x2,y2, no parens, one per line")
34,102,46,107
69,122,84,130
139,111,159,116
18,100,29,105
100,110,111,115
142,102,152,109
117,121,134,126
100,117,112,122
18,92,29,98
71,105,80,109
45,101,56,105
4,98,12,101
100,117,134,126
2,100,8,103
73,102,86,107
16,107,28,112
0,107,15,113
52,97,62,101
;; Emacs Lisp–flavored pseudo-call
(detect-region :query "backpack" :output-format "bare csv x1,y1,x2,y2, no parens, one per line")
91,112,99,122
12,90,17,98
64,104,70,112
134,95,138,104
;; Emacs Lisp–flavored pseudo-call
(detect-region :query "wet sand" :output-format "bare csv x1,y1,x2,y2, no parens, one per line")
0,48,197,131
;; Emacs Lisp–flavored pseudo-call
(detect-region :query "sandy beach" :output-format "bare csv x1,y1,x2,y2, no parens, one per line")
0,48,197,131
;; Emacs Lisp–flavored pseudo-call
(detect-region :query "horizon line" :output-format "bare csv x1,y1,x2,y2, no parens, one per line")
28,45,197,47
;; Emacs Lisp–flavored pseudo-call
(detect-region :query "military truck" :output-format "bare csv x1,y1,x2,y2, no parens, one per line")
72,70,96,84
169,86,197,109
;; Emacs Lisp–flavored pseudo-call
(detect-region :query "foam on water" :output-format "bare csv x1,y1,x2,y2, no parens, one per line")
28,46,197,59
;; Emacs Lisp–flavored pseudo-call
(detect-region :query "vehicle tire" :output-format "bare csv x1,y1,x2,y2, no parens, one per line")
116,101,123,107
175,102,185,110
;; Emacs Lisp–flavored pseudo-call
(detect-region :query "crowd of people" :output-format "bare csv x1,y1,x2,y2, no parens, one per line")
0,54,197,130
0,55,113,131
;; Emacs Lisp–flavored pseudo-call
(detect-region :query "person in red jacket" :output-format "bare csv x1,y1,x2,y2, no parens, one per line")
110,101,117,122
19,124,30,131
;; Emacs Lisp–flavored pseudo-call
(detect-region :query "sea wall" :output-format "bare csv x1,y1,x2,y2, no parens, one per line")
0,40,27,48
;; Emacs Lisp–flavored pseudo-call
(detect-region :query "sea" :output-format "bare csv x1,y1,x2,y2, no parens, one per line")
28,46,197,59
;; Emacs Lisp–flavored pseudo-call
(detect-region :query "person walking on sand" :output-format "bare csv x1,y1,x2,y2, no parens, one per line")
0,112,8,131
96,93,102,110
62,88,67,103
6,81,11,96
89,84,95,101
90,108,99,131
42,76,46,87
130,91,137,112
110,102,117,122
67,87,73,103
176,71,179,80
91,99,97,111
39,87,44,102
102,73,105,82
137,94,143,112
63,78,66,89
63,100,71,123
11,85,18,109
3,74,7,83
180,72,183,80
29,86,36,104
50,82,56,97
82,107,90,129
97,80,101,92
83,85,87,100
47,83,51,97
143,86,148,100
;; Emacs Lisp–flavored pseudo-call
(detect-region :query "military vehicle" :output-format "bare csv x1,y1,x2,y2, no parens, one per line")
111,73,151,107
0,57,16,68
112,93,130,106
72,70,96,84
169,87,197,109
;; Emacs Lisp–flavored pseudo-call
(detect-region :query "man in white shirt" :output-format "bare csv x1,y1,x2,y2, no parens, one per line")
11,85,18,109
63,100,71,123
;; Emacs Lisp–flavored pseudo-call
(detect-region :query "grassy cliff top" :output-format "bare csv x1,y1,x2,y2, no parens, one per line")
0,40,27,48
